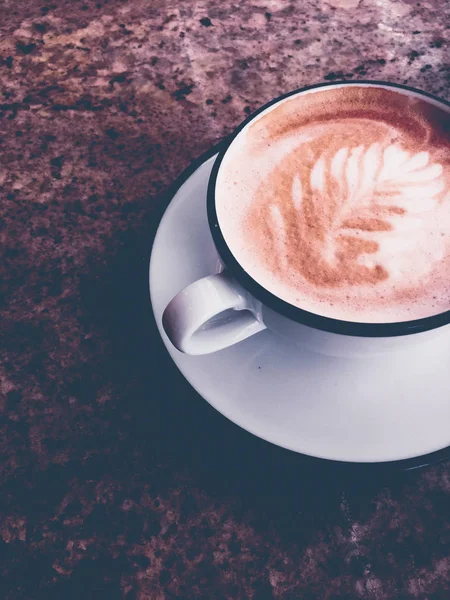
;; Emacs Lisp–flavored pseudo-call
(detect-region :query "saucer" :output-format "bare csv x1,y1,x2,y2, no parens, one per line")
149,146,450,468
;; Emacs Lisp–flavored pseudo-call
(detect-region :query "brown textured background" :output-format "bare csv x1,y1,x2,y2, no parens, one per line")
1,0,450,598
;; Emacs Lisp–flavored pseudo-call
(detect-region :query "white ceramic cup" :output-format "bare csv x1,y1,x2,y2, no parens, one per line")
162,81,450,356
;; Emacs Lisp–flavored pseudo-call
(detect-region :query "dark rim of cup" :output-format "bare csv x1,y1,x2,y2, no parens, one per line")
207,80,450,338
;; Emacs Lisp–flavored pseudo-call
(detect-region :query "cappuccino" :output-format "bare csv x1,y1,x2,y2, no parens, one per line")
216,85,450,323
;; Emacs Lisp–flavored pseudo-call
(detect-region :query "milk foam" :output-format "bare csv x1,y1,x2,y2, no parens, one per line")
216,86,450,323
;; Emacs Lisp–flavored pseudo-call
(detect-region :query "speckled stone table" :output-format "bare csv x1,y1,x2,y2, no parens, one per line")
1,0,450,598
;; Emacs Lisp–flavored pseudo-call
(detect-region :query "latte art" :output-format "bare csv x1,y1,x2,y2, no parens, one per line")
216,86,450,322
268,139,447,288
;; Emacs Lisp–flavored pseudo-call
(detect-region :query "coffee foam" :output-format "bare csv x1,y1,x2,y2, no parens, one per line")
216,86,450,323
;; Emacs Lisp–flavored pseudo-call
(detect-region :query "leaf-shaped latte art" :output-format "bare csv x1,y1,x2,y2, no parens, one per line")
263,141,448,288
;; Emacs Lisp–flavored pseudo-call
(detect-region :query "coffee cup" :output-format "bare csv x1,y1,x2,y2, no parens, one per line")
162,81,450,356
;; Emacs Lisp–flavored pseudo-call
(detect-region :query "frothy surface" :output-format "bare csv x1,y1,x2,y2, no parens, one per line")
216,85,450,323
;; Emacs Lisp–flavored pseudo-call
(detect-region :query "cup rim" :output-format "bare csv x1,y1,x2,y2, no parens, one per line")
207,80,450,338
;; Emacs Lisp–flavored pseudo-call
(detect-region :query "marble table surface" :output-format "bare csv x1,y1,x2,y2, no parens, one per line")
1,0,450,598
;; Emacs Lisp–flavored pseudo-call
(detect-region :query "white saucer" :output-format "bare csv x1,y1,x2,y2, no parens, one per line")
149,149,450,466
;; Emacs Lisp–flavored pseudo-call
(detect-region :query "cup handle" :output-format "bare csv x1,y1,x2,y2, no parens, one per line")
162,271,266,354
